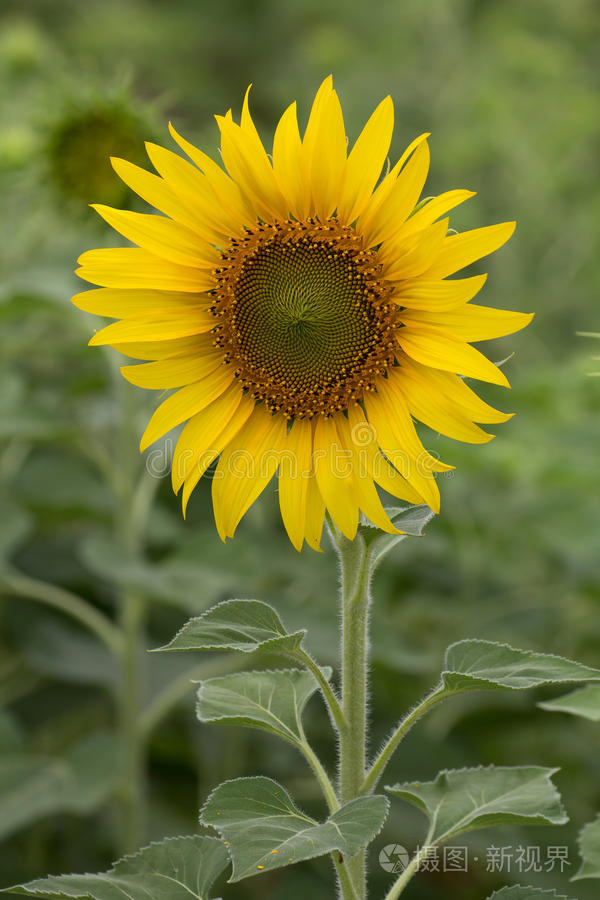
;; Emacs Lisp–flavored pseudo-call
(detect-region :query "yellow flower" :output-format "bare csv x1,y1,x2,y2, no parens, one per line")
73,77,532,550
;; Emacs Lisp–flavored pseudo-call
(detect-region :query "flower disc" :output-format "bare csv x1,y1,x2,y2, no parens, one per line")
213,219,395,418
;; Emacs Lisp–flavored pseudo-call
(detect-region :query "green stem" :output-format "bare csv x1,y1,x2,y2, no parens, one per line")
333,854,360,900
332,524,372,900
293,646,347,734
297,735,339,814
112,366,148,854
361,684,447,795
382,825,434,900
0,569,123,657
117,587,146,854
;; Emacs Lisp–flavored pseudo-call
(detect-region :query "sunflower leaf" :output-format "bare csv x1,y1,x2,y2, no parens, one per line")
0,835,229,898
196,668,331,746
200,776,389,882
386,766,566,845
363,505,435,566
442,640,600,693
486,888,574,899
573,815,600,880
157,599,305,656
538,684,600,721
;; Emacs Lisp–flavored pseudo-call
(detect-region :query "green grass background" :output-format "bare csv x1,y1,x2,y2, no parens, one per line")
1,0,599,897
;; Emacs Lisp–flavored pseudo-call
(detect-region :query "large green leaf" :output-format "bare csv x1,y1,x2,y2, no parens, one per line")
197,668,330,746
486,888,574,899
538,684,600,721
573,815,600,880
1,835,229,898
0,732,120,840
200,776,388,882
159,599,305,656
386,766,566,844
442,640,600,693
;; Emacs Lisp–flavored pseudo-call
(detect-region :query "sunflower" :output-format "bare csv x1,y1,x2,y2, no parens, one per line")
73,76,532,550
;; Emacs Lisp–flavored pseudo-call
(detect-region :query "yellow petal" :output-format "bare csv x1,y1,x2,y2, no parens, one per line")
168,122,255,228
303,463,326,552
346,404,424,505
401,305,534,342
337,95,394,225
358,135,430,246
215,112,288,221
361,141,430,248
91,205,219,269
397,329,510,387
398,189,476,241
399,368,494,444
88,307,216,346
212,405,286,539
278,417,313,552
110,156,221,243
272,102,309,221
140,366,234,451
180,392,255,515
171,383,248,492
121,351,225,389
76,248,215,292
407,364,512,424
302,81,347,222
426,222,516,279
384,218,448,282
313,415,358,540
364,380,449,512
71,287,210,318
145,142,242,240
112,336,211,361
390,275,487,311
335,413,398,533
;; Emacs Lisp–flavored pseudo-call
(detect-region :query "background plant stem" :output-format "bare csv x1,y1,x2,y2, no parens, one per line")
113,364,148,854
334,526,372,900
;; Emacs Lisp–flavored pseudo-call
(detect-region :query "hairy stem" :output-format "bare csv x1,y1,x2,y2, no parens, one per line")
293,645,347,734
333,525,372,899
383,825,435,900
361,684,447,795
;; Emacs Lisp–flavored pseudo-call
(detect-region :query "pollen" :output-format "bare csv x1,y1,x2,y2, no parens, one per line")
211,218,397,418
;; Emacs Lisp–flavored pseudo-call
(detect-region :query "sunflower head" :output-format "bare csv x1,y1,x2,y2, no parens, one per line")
73,77,532,550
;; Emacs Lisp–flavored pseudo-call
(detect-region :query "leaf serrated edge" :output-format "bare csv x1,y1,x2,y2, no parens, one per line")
385,764,568,833
488,887,571,899
154,598,296,653
230,794,390,882
443,638,600,685
194,666,329,738
199,779,390,882
194,665,332,687
572,813,600,881
0,835,229,897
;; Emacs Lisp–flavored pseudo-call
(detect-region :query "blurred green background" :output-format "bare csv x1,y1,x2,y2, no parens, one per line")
1,0,599,897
